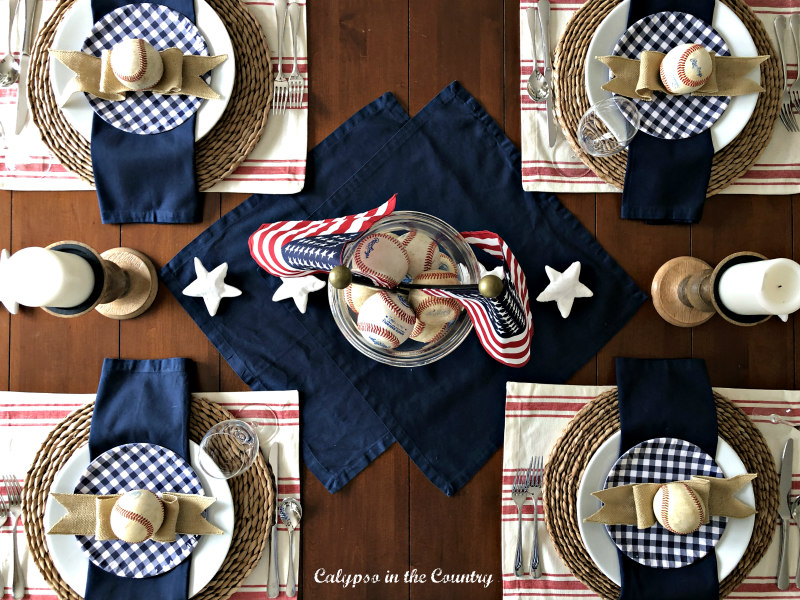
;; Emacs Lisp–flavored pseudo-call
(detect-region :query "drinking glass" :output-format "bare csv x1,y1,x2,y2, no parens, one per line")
238,403,280,449
577,96,640,157
198,419,260,479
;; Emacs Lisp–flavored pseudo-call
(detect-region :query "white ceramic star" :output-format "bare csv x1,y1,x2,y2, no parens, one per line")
182,257,242,317
272,275,325,314
536,261,593,318
0,249,19,314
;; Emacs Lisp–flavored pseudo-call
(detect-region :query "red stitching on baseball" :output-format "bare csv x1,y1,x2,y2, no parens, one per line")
412,321,449,344
675,44,710,89
411,319,425,338
414,271,459,283
423,242,438,271
680,482,705,533
353,234,408,287
439,255,456,272
401,230,417,247
659,484,671,532
357,322,400,347
115,39,149,83
377,291,415,325
115,506,155,541
416,296,460,321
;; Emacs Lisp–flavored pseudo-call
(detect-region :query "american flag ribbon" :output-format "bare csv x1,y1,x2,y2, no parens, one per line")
248,195,397,279
425,231,533,367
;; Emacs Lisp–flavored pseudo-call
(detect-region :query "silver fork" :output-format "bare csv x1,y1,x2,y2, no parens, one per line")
774,16,798,132
528,456,544,579
789,14,800,114
272,0,289,113
511,458,532,578
4,475,23,599
0,492,7,595
287,1,303,110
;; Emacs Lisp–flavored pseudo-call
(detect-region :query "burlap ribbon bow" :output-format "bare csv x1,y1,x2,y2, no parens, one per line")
49,48,227,102
596,52,767,101
48,492,223,542
584,473,756,528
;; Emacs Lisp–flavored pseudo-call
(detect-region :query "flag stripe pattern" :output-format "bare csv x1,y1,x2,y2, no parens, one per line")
248,195,397,279
427,231,534,367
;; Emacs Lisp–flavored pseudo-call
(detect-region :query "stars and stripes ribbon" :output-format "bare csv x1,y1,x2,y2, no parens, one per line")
426,231,533,367
248,195,397,279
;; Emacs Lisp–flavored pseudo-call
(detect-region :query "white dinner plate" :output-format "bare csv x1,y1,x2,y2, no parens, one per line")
585,1,760,152
49,0,235,141
577,433,755,584
44,441,234,598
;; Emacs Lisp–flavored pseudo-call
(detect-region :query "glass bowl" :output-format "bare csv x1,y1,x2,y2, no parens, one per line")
328,211,480,367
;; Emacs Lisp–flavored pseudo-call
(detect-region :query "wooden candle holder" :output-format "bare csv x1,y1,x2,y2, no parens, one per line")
42,241,158,320
651,251,770,328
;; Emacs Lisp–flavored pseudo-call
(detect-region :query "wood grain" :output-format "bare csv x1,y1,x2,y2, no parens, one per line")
0,191,9,391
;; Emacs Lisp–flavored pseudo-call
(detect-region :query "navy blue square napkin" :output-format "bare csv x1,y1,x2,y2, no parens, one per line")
616,357,719,600
160,82,646,496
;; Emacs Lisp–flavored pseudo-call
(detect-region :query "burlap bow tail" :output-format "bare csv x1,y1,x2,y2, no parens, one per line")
596,52,767,101
47,492,223,542
49,48,227,102
584,473,756,530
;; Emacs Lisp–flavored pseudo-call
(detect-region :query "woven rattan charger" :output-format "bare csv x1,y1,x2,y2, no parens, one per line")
554,0,781,195
22,396,274,600
543,390,778,599
29,0,272,190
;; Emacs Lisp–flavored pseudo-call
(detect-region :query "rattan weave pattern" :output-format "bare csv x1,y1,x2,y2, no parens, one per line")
553,0,781,196
29,0,272,190
22,396,274,600
543,390,778,599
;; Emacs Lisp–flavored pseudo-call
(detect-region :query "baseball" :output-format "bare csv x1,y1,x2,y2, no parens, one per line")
110,489,165,543
352,233,409,288
659,43,713,95
410,318,452,344
110,38,164,91
438,254,457,274
399,230,441,277
408,270,462,325
344,282,378,313
652,481,707,535
357,291,416,349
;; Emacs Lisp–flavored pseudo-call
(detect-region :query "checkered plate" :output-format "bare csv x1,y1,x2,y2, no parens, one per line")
74,443,203,578
613,12,730,139
604,437,726,569
82,3,208,135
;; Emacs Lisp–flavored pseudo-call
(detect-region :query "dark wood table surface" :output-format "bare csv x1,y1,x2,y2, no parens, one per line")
2,1,798,598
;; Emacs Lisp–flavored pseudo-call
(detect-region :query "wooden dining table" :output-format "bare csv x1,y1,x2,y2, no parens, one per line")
2,1,797,598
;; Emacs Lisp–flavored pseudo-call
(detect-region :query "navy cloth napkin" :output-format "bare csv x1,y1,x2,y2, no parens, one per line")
91,0,200,224
616,357,719,600
160,82,647,495
85,358,192,600
621,0,715,224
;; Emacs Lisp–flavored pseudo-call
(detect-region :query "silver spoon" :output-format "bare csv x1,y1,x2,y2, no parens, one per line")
279,498,302,597
0,0,21,87
525,7,549,101
791,495,800,588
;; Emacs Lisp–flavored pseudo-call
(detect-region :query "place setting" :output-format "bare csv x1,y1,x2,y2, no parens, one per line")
501,358,800,600
520,0,799,208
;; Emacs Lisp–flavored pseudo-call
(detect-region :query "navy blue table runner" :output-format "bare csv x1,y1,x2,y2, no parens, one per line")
160,82,647,495
616,357,719,600
621,0,715,224
91,0,200,224
85,358,192,600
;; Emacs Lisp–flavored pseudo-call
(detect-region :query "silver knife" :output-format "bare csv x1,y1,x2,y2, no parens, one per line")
14,0,37,134
267,442,281,598
538,0,557,147
776,438,793,590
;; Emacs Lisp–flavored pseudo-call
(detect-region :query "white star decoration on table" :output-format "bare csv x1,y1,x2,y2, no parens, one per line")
272,275,325,314
0,249,19,314
536,261,593,318
182,257,242,317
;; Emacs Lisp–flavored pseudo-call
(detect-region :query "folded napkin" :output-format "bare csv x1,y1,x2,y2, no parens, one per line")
85,358,192,600
501,382,799,600
160,82,646,496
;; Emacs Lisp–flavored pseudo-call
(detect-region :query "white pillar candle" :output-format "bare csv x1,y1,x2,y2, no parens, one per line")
4,247,96,308
717,258,800,322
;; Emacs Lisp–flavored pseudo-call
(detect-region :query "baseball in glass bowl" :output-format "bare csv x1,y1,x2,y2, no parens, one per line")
327,211,481,367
